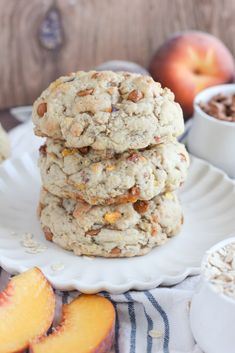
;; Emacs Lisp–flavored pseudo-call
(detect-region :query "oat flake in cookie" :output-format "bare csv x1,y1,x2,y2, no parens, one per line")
32,71,184,153
39,138,189,205
38,189,183,258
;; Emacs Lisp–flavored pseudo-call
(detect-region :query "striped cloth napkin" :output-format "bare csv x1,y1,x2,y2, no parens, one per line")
0,268,202,353
3,109,202,353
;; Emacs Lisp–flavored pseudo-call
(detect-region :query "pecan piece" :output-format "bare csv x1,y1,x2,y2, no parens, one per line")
73,201,92,218
181,215,184,225
78,146,90,155
106,193,138,205
133,200,149,214
43,226,53,241
151,227,158,236
77,88,94,97
127,153,139,163
91,72,100,79
86,229,101,236
154,136,161,143
179,153,187,162
107,87,115,95
127,89,144,102
130,186,140,197
39,144,47,155
111,247,121,256
37,202,45,217
37,102,47,117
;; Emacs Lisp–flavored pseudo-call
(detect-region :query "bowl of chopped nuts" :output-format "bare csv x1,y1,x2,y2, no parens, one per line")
190,237,235,353
187,84,235,177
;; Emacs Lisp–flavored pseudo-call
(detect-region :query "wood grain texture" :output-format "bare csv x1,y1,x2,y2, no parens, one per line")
0,0,235,109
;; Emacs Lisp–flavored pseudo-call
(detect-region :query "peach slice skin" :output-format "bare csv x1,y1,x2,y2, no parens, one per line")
30,294,115,353
0,267,55,353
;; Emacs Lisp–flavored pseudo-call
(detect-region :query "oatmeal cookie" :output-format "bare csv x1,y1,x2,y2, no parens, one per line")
33,71,184,152
39,138,189,205
39,189,183,257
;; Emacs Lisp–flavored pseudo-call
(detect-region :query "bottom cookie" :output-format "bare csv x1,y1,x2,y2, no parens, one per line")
39,189,183,258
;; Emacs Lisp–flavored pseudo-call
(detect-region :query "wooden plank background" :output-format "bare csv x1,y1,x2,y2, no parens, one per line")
0,0,235,109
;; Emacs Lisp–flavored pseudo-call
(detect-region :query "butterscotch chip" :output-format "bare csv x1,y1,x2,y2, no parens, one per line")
62,148,76,157
106,165,115,172
32,71,184,153
38,188,183,257
104,107,112,113
104,211,121,224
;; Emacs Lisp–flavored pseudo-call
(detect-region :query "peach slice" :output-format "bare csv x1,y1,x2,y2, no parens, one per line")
30,294,115,353
0,267,55,353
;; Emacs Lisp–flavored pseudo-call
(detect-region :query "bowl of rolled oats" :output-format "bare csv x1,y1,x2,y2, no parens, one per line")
187,84,235,177
190,237,235,353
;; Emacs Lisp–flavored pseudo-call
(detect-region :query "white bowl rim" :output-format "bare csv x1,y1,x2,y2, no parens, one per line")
201,235,235,305
194,83,235,127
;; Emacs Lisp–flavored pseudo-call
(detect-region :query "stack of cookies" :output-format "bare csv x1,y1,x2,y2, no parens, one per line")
32,71,189,257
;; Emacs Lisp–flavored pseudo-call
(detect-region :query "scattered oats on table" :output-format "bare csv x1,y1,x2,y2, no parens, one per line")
50,263,65,272
20,232,47,254
148,329,163,338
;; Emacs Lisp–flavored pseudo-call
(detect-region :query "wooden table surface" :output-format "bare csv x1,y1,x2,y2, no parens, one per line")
1,0,235,111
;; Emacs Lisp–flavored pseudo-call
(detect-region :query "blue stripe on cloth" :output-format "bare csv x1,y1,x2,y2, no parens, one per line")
144,291,170,353
124,292,136,353
62,291,69,304
102,292,120,353
128,292,153,353
143,305,153,353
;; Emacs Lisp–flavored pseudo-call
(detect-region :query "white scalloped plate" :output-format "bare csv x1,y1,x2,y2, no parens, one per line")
0,149,235,293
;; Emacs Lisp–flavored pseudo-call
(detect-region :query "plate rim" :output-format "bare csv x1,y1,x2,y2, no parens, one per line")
0,150,234,293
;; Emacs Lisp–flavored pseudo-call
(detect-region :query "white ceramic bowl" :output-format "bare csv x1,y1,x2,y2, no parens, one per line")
190,237,235,353
187,84,235,178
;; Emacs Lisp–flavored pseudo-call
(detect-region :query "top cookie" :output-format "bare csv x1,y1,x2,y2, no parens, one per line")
32,71,184,152
0,124,10,164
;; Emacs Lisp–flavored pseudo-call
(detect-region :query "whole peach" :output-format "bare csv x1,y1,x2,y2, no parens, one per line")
149,31,235,119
